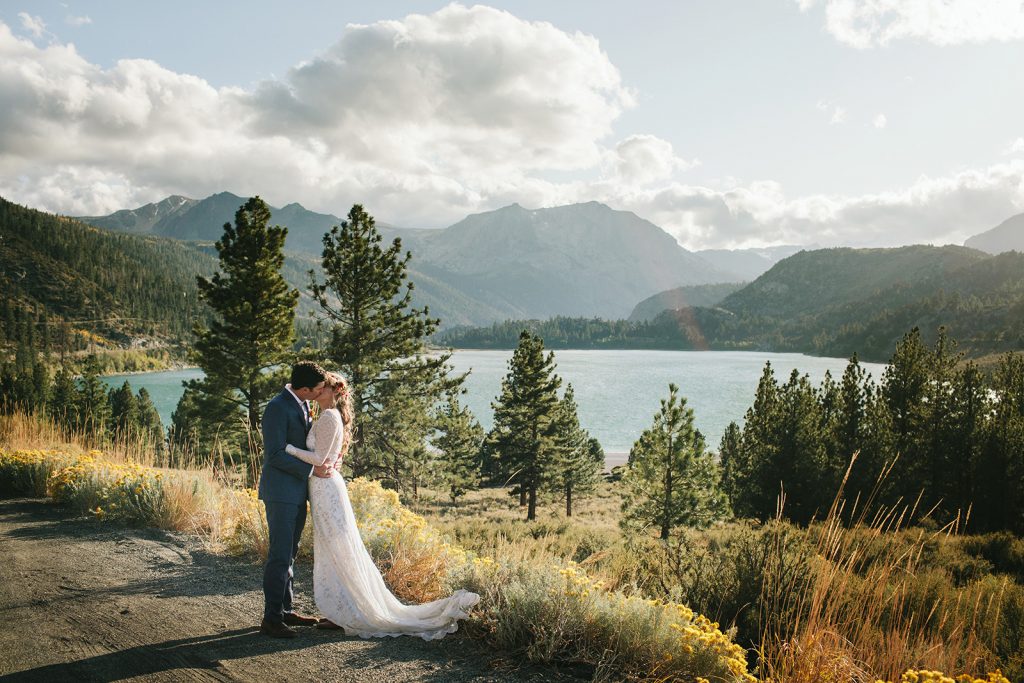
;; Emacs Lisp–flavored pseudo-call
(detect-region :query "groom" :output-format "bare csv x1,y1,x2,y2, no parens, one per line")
258,360,333,638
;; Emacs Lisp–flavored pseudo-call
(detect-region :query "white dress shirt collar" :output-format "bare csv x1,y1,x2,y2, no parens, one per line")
284,384,308,416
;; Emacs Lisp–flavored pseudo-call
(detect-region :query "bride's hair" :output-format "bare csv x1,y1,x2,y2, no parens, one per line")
326,372,355,458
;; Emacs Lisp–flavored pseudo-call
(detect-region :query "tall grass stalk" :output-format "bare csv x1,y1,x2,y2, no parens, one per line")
759,453,1004,682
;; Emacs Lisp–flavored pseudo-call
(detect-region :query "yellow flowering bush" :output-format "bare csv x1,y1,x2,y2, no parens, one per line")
347,478,473,602
0,448,82,496
42,450,222,532
48,455,164,523
221,487,269,557
461,553,755,682
877,672,1011,683
8,447,1006,683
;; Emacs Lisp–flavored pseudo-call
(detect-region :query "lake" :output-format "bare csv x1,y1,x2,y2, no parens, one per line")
104,350,886,468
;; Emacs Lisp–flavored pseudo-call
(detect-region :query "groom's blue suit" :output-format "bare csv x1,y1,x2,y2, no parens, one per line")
259,388,315,623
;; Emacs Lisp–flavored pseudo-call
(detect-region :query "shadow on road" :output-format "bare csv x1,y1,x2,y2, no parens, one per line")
0,627,315,682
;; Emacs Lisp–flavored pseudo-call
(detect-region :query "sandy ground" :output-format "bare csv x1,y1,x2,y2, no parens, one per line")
0,498,582,683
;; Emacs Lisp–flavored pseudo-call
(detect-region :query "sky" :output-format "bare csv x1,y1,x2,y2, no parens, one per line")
1,0,1023,250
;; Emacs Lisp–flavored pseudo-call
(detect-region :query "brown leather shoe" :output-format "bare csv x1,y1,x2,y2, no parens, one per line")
316,619,342,630
282,612,320,626
260,618,298,638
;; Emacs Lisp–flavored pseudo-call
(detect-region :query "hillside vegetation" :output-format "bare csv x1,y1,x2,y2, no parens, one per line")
0,196,217,353
442,245,1024,361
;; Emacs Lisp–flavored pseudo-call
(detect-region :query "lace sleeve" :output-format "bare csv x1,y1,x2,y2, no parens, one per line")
286,409,343,467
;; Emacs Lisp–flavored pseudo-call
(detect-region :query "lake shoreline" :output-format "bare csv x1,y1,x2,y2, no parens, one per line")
108,350,885,455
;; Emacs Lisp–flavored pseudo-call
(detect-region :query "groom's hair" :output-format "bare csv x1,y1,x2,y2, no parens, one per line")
291,360,327,390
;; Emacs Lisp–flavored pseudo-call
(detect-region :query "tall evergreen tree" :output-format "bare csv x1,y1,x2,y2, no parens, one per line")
485,331,561,521
942,360,987,518
76,357,111,441
775,370,829,523
550,384,602,517
12,342,38,412
881,327,932,501
311,204,461,481
622,383,728,538
136,387,165,455
718,420,743,507
30,354,49,414
48,366,77,428
834,355,875,501
432,390,485,503
973,353,1024,532
180,196,298,461
108,380,139,441
730,363,781,518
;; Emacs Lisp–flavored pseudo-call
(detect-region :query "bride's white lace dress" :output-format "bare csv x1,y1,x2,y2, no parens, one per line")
286,408,479,640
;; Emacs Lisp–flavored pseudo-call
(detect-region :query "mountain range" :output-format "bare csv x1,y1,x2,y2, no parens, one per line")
964,213,1024,255
4,189,1014,361
77,193,792,323
441,244,1024,362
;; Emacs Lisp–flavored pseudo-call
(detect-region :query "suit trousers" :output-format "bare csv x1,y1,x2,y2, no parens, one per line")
262,500,307,622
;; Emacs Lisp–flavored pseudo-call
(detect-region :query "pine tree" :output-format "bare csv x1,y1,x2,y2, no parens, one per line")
731,362,781,518
49,366,77,428
834,355,873,499
432,390,484,503
136,388,165,455
76,357,111,441
31,354,49,414
775,370,829,524
718,420,743,506
373,374,436,497
12,342,37,411
485,331,561,521
550,384,602,517
622,383,728,538
184,196,298,461
109,380,139,441
311,204,461,481
170,384,240,465
881,327,932,502
974,353,1024,532
941,360,987,517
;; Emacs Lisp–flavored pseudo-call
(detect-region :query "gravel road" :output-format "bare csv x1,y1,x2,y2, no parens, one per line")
0,498,580,683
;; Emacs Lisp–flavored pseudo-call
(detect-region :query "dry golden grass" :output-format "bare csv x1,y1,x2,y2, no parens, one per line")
758,459,1004,683
2,410,1016,682
0,412,83,454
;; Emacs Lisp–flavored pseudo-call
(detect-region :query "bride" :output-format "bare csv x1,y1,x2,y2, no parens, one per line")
284,372,479,640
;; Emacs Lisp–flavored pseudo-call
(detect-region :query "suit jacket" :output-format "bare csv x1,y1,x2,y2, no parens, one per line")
257,389,314,505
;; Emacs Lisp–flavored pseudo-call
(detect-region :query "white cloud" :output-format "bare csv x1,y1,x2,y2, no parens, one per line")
65,15,92,27
799,0,1024,48
1004,137,1024,155
603,161,1024,250
604,135,697,187
1,4,1022,252
0,4,634,221
873,113,887,128
17,12,47,39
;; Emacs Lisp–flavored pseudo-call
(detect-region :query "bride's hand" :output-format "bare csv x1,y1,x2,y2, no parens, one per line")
312,463,333,478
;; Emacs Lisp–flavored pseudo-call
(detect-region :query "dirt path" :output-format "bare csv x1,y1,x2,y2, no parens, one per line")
0,498,577,682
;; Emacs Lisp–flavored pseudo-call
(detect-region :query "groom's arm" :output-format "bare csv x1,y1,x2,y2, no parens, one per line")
262,400,314,480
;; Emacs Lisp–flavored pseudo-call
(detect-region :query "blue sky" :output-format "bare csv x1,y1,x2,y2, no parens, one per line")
2,1,1023,249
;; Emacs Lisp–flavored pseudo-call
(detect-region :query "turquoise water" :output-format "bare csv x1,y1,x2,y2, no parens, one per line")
102,368,204,429
105,351,885,464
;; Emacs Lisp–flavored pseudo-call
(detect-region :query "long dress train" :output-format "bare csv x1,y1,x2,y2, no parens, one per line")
287,408,479,640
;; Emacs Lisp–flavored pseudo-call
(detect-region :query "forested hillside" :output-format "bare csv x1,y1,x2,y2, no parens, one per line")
440,246,1024,361
628,282,745,321
0,196,216,354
